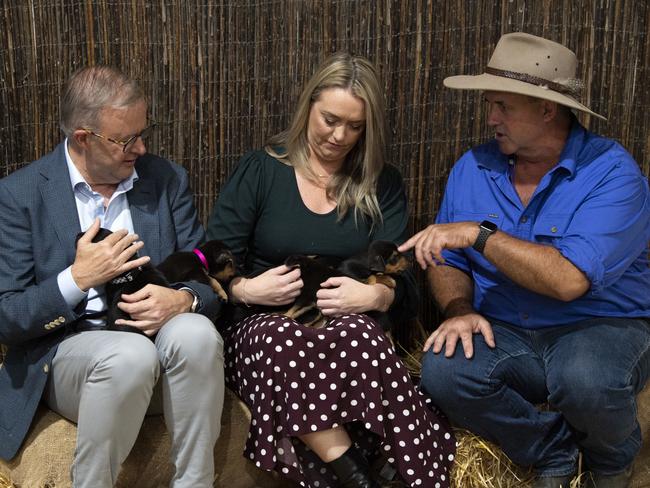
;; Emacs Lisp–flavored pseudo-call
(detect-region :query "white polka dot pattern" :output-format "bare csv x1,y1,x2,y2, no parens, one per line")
222,313,456,487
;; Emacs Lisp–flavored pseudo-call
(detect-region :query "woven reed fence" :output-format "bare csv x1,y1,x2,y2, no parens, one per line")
1,0,649,333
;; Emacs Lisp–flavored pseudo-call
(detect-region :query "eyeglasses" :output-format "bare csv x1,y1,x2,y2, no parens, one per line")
82,124,156,153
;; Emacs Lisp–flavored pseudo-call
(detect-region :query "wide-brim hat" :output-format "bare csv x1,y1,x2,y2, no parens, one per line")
444,32,606,120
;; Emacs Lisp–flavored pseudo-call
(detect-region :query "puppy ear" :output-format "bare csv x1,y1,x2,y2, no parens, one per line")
284,254,303,268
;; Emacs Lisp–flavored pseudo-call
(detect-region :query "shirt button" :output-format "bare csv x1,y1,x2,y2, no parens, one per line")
519,216,528,224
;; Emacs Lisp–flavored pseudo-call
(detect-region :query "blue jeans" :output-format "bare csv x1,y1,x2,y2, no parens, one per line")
420,317,650,477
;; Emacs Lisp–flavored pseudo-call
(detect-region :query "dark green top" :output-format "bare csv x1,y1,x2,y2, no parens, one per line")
207,149,418,320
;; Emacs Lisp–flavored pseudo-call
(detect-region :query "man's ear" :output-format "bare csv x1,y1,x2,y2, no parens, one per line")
541,100,559,122
70,129,91,149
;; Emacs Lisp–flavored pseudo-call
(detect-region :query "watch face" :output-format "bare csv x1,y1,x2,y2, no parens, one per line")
481,220,498,232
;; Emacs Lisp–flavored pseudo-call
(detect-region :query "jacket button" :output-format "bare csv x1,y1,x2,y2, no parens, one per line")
58,316,66,323
551,226,558,233
43,364,49,374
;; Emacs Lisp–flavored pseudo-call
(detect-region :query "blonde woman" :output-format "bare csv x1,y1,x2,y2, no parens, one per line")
207,53,455,488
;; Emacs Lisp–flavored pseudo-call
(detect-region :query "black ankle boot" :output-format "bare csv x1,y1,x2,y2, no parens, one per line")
328,446,381,488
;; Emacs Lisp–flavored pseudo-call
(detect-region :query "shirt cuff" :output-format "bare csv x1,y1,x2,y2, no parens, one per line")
57,266,88,308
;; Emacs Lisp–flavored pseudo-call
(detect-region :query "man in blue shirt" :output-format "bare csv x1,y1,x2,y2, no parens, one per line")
400,33,649,488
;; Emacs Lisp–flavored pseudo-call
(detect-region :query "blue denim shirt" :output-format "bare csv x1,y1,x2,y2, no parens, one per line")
437,121,650,328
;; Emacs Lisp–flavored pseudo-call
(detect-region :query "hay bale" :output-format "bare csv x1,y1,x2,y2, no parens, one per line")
0,388,289,488
452,429,535,488
451,430,592,488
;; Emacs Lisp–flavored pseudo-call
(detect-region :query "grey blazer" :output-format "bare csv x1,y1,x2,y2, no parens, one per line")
0,143,221,460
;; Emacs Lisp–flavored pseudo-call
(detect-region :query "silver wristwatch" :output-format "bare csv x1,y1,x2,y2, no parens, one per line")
179,287,200,313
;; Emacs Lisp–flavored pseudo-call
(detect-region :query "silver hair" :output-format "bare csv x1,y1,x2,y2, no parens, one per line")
59,66,145,137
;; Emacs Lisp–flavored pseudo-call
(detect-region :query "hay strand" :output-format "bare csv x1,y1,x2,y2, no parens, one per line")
452,430,590,488
452,429,535,488
0,472,14,488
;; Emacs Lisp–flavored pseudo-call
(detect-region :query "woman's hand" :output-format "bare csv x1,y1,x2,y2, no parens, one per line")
316,276,394,316
231,265,303,306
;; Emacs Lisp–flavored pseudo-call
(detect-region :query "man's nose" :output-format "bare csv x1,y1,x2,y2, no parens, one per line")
130,136,147,155
486,104,500,126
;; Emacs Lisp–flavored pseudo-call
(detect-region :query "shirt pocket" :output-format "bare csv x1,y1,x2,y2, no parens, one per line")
533,213,572,245
452,210,504,229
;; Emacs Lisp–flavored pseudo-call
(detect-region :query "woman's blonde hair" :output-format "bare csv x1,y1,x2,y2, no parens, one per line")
266,52,387,227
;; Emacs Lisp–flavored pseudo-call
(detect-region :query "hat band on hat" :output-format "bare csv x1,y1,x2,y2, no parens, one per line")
485,67,580,98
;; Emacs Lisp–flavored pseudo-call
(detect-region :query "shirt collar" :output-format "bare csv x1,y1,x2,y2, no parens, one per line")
64,138,139,194
553,118,586,177
476,118,587,178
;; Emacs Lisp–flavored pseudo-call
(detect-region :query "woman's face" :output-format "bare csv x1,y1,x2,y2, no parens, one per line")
306,87,366,169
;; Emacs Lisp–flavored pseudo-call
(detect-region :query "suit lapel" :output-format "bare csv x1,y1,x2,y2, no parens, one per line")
39,144,81,264
128,177,161,264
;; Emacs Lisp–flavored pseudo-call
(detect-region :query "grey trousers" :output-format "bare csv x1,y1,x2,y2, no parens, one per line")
44,313,225,488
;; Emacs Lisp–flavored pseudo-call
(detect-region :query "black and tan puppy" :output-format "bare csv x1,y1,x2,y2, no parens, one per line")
157,240,237,302
283,240,411,329
75,230,236,335
339,240,411,288
283,255,340,327
74,228,170,335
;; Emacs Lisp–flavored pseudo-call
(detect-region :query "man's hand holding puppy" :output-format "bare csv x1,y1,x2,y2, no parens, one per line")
71,218,150,291
115,285,194,335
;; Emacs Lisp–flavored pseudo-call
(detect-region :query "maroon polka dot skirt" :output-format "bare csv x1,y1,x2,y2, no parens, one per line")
222,312,456,487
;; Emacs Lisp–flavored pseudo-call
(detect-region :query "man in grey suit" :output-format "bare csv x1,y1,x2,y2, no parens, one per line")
0,66,225,487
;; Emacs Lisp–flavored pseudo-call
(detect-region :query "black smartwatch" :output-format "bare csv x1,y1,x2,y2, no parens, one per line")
472,220,498,254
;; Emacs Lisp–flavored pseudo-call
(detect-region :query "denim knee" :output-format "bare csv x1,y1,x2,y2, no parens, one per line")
548,364,637,441
420,348,479,412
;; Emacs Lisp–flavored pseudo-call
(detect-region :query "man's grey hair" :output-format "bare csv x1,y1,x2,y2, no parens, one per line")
59,66,145,137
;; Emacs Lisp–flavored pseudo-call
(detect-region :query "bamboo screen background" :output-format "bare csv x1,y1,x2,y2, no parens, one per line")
1,0,648,330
